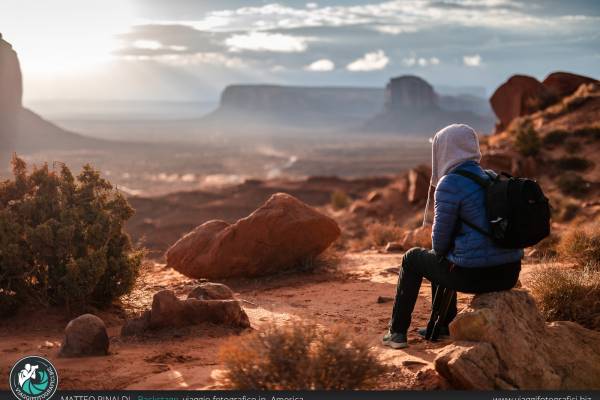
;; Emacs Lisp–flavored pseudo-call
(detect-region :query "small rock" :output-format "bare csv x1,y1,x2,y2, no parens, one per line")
188,282,234,300
60,314,109,357
385,242,404,253
377,296,394,304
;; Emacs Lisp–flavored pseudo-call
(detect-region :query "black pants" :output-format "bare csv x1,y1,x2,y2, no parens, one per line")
389,247,521,334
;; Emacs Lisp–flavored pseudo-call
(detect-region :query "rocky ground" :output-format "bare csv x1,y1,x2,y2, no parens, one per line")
0,250,546,390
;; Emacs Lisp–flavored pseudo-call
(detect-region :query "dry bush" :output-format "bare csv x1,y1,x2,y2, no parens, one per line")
557,225,600,265
296,248,342,273
556,173,589,198
366,221,404,247
220,322,385,389
542,130,569,147
555,156,592,172
530,265,600,331
330,190,350,210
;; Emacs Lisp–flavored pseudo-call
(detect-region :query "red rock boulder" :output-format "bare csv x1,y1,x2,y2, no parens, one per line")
407,165,431,203
166,193,341,279
490,75,555,133
542,72,598,99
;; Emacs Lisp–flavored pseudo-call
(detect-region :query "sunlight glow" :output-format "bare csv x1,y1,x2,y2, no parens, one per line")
0,0,136,76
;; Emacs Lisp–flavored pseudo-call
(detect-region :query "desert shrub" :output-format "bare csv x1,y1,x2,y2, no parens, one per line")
220,322,385,389
573,126,600,140
558,202,580,222
564,140,582,154
330,190,350,210
557,225,600,266
0,156,142,314
542,130,569,147
514,122,541,157
366,221,403,247
295,248,342,273
555,156,592,171
530,265,600,331
556,173,589,197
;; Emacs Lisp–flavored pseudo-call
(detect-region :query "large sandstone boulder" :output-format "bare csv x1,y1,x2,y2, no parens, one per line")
60,314,109,357
166,193,341,279
543,72,598,99
122,289,250,335
434,289,600,389
490,75,555,133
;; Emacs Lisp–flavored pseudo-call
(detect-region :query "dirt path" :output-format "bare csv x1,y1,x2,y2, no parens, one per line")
0,252,537,390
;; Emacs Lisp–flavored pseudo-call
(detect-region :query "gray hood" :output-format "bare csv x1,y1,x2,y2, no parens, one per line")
423,124,481,226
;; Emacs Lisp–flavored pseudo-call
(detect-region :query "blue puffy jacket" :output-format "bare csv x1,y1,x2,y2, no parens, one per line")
432,160,523,267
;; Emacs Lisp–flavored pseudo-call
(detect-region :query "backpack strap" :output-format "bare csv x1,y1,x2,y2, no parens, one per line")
452,169,492,188
450,169,494,239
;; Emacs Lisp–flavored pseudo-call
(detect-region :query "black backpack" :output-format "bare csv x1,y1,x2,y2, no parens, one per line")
452,169,550,249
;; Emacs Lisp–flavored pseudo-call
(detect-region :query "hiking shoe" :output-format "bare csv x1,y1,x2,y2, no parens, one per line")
382,330,408,349
418,326,450,339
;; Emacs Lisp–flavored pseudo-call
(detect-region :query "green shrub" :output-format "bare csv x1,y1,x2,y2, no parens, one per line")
0,156,142,314
220,322,385,389
514,122,541,157
555,156,592,171
530,265,600,331
556,173,589,197
542,130,569,147
330,190,350,210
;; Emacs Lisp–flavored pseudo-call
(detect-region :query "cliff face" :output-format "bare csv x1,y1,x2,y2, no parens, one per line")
366,75,494,135
0,34,23,163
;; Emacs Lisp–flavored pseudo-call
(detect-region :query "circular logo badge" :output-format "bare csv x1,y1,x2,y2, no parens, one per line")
9,356,58,400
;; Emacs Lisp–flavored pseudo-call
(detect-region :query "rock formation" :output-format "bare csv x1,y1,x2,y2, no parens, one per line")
166,193,341,279
365,75,494,134
121,288,250,335
434,289,600,389
490,71,598,134
60,314,109,357
490,75,555,133
0,34,22,165
542,71,598,99
407,165,431,203
385,76,438,111
202,85,385,131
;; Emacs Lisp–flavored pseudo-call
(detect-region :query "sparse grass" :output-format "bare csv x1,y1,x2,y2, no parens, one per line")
219,322,386,389
532,234,560,258
556,173,589,198
330,190,350,210
530,264,600,331
557,225,600,266
366,221,404,247
542,130,569,147
555,156,592,172
514,122,541,157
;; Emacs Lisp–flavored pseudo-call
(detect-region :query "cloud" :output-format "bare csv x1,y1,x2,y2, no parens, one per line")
402,55,440,67
463,54,482,67
225,31,309,52
305,58,335,71
346,50,389,72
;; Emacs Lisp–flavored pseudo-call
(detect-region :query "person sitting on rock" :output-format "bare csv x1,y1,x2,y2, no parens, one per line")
383,123,523,349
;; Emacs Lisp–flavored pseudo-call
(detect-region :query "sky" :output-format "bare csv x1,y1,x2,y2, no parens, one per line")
1,0,599,102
